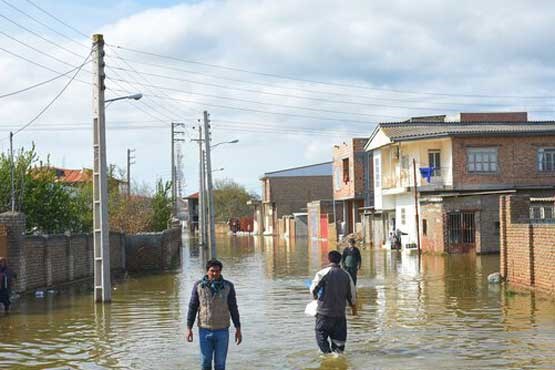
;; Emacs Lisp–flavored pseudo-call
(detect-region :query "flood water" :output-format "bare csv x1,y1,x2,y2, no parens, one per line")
1,235,554,370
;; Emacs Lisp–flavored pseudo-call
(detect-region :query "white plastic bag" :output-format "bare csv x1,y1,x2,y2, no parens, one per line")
304,300,318,317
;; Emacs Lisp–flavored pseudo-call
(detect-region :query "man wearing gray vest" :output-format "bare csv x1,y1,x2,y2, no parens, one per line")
187,259,242,370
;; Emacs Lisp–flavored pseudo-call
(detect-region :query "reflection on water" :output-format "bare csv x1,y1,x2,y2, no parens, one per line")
1,236,554,370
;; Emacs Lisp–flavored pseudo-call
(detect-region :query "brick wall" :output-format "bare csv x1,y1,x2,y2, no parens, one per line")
125,228,182,272
421,202,445,253
452,136,555,189
332,138,368,201
1,211,182,293
500,195,555,294
268,175,332,218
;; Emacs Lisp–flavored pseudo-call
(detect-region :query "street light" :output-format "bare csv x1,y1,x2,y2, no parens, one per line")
211,139,239,149
212,167,224,172
105,93,142,107
92,87,142,303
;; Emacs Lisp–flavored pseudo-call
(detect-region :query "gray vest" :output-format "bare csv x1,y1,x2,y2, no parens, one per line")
197,283,232,330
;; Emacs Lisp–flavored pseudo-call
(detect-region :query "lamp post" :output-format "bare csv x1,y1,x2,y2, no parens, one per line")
92,32,143,304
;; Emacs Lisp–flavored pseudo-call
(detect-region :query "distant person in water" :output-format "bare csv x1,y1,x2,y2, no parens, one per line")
0,257,16,312
186,259,242,370
310,250,357,354
341,238,362,286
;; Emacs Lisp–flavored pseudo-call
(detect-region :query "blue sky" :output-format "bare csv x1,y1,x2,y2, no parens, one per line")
1,0,555,196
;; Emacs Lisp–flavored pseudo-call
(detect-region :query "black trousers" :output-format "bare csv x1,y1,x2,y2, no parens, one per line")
0,289,10,311
345,267,358,286
315,314,347,353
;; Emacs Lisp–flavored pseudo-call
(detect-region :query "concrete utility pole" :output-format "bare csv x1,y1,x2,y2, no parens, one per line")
194,124,207,247
203,111,217,259
9,131,15,212
171,122,185,217
126,148,135,197
92,34,111,303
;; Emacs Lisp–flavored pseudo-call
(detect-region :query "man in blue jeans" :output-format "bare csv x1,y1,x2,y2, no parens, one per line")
187,259,242,370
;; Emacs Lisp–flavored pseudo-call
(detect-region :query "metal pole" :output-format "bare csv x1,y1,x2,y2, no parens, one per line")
171,122,176,216
127,149,131,197
9,131,15,212
203,111,217,259
92,34,111,303
412,158,421,255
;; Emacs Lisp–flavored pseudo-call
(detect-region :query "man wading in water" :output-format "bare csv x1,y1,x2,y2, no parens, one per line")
0,257,16,313
341,238,362,286
187,259,242,370
310,250,357,354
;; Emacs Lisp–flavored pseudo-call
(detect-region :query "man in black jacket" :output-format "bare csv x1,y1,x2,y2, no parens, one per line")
309,250,357,354
341,238,362,285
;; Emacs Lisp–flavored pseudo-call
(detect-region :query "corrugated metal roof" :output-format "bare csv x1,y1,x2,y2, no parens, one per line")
263,161,332,178
380,121,555,141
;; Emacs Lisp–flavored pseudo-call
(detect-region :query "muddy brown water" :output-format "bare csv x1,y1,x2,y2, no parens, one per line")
1,236,554,369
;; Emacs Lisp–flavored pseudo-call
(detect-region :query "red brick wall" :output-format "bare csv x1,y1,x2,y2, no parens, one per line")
500,195,555,294
421,202,445,253
332,138,368,200
452,136,555,189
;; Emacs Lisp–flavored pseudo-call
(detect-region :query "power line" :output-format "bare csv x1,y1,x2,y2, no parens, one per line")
11,51,91,136
0,12,86,61
1,0,90,51
23,0,89,39
0,63,89,99
108,43,555,100
105,60,541,109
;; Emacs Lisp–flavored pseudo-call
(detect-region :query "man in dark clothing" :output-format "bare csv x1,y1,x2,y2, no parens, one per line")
341,238,362,286
310,250,357,354
0,257,16,312
186,259,241,370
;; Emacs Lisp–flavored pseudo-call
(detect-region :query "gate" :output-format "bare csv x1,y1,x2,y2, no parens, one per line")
447,211,475,253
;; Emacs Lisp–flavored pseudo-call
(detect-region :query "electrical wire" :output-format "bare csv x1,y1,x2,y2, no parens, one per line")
0,63,89,99
108,44,555,100
23,0,89,39
11,50,91,136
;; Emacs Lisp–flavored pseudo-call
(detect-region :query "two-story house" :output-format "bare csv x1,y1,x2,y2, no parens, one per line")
365,112,555,253
332,138,372,237
250,162,333,235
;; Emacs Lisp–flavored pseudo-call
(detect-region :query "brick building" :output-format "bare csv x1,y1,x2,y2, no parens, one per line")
332,138,372,237
251,162,333,235
499,195,554,294
365,112,555,253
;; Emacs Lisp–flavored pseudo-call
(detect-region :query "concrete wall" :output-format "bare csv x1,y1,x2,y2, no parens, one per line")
125,228,181,272
0,212,182,292
500,195,555,294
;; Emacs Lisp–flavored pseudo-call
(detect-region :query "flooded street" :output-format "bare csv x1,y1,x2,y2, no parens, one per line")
1,235,554,370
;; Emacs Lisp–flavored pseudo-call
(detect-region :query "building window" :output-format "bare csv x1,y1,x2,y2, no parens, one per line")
401,155,409,169
428,150,441,176
537,148,555,172
530,204,555,223
467,147,497,173
374,157,381,188
342,158,350,182
400,208,406,225
422,219,427,236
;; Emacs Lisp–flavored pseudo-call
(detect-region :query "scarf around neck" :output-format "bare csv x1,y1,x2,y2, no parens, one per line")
200,275,226,296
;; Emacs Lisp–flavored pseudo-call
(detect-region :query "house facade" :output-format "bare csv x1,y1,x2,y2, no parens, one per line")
332,138,372,237
366,112,555,253
252,162,333,235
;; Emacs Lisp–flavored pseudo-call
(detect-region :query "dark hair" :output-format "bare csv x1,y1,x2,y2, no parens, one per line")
328,250,342,264
206,259,223,271
348,238,356,245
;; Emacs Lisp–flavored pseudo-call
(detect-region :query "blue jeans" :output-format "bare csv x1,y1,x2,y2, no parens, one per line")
199,328,229,370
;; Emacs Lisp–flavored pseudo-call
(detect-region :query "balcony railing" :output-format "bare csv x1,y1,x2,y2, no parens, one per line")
381,166,451,189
